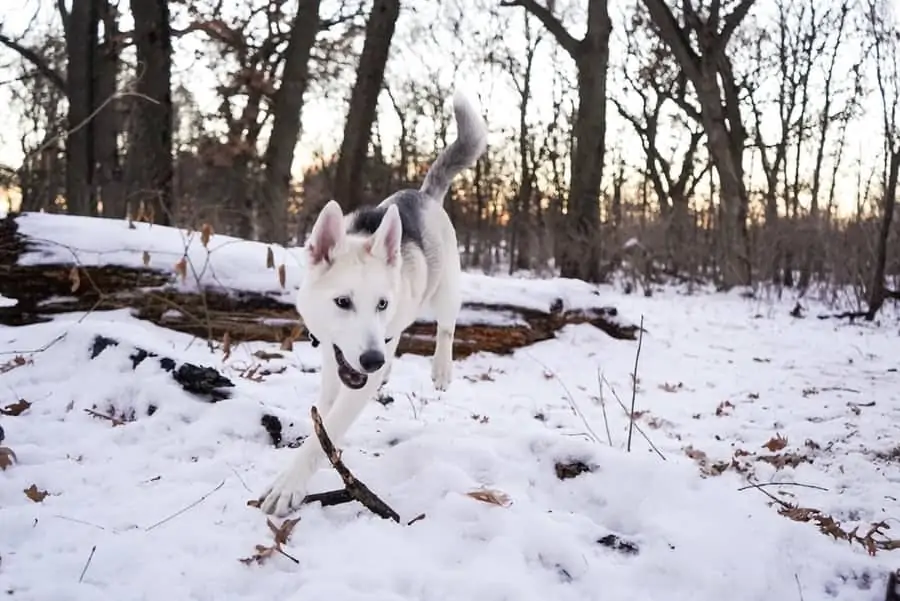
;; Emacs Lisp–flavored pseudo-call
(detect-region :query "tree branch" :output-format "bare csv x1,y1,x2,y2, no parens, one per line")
0,34,66,92
641,0,702,85
500,0,580,58
719,0,756,48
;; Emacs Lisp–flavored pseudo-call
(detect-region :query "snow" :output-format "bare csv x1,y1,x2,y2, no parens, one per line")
1,214,899,600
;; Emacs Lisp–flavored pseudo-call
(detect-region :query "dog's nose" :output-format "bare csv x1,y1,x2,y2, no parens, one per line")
358,350,385,373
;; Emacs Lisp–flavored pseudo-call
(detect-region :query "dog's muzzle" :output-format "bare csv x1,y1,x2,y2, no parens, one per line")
333,345,367,390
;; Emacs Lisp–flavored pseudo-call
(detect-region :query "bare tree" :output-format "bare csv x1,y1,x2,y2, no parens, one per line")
863,0,900,319
501,0,612,282
332,0,401,211
259,0,322,243
641,0,756,288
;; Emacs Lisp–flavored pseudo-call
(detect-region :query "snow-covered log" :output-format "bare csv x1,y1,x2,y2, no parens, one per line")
0,213,638,358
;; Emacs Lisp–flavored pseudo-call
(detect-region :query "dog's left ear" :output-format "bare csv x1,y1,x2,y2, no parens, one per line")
367,204,402,266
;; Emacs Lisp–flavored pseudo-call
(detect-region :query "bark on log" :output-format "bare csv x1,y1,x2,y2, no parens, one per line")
0,214,638,358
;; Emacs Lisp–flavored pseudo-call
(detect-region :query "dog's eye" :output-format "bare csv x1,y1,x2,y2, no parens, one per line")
334,296,353,310
376,298,389,311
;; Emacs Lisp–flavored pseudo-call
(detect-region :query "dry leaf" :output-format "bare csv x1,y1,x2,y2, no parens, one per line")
142,251,151,266
253,350,284,361
24,484,48,503
201,223,214,248
0,355,30,374
0,399,32,416
762,433,788,452
715,400,735,416
266,247,275,269
277,264,286,288
69,266,81,293
0,447,17,470
466,488,512,507
174,257,188,282
222,332,232,361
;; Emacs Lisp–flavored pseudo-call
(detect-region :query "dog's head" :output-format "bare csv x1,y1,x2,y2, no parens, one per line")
296,200,402,389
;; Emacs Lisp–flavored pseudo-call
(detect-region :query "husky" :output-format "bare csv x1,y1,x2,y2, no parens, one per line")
258,91,489,516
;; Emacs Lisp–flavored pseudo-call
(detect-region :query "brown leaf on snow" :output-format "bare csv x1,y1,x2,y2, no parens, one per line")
277,264,286,288
253,350,284,361
762,433,789,452
200,223,214,248
715,400,735,416
69,266,81,293
0,399,32,416
222,332,232,361
266,247,275,269
240,517,301,566
24,484,48,503
466,488,512,507
0,447,17,470
174,257,188,282
659,382,683,393
142,250,151,266
0,355,31,374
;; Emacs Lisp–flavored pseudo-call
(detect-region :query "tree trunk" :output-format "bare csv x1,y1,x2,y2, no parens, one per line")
65,0,96,217
559,5,610,282
866,149,900,320
125,0,173,226
259,0,322,244
94,0,124,219
332,0,401,212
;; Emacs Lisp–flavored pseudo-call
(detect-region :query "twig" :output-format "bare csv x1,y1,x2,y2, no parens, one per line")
599,374,667,460
78,545,97,583
794,573,804,601
627,315,645,452
595,370,614,446
52,515,107,531
523,352,601,445
0,333,67,356
737,482,829,492
144,479,226,531
310,406,401,522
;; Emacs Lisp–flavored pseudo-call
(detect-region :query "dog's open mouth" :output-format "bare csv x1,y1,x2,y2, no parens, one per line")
333,345,368,389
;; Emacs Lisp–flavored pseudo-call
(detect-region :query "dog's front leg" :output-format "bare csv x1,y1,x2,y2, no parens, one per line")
258,372,383,516
430,279,461,392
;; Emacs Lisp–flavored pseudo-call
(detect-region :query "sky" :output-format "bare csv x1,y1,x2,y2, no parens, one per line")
0,0,894,217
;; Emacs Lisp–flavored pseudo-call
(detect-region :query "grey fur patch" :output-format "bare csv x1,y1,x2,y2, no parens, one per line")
348,189,424,250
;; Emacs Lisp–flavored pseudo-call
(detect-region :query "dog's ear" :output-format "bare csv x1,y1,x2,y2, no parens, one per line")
307,200,344,265
367,204,402,266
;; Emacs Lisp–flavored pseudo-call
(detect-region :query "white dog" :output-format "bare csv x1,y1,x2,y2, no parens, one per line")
258,91,488,516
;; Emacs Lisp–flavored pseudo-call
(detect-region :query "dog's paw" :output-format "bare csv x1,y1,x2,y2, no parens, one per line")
431,358,452,392
257,469,311,516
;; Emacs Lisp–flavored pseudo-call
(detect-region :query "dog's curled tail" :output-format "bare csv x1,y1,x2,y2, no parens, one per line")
419,90,488,203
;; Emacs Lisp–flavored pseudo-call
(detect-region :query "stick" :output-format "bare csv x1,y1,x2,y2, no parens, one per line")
301,488,354,507
78,545,97,583
596,370,614,446
737,482,829,492
310,406,400,522
144,479,226,531
627,315,645,452
600,373,667,460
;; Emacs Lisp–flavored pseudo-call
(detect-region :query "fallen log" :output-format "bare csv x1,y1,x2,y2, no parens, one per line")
0,213,638,358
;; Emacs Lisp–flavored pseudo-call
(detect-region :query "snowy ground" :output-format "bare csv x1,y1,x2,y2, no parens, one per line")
1,214,899,600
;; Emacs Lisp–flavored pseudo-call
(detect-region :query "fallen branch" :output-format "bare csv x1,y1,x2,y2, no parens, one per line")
310,406,401,523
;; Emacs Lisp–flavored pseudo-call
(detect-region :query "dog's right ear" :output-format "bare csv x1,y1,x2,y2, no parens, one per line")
307,200,344,266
